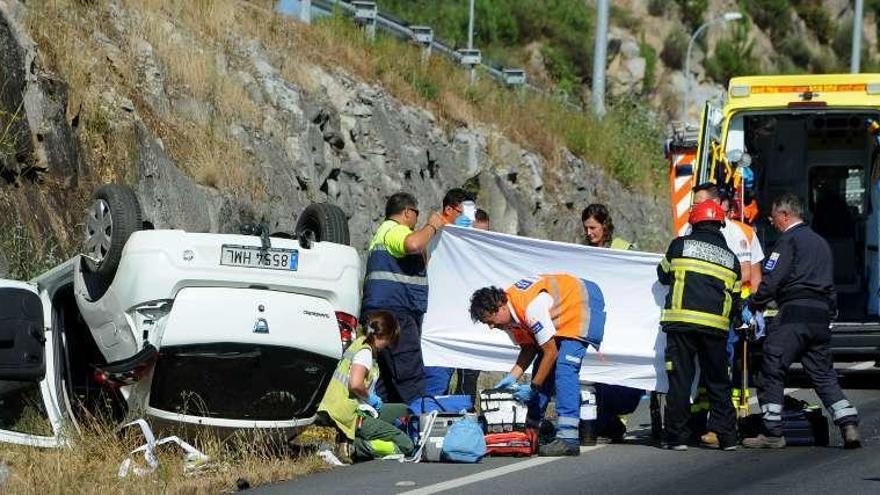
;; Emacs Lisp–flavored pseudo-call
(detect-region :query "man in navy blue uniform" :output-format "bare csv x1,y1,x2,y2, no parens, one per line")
743,193,861,449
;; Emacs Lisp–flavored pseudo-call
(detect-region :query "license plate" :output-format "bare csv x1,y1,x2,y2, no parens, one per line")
220,245,299,271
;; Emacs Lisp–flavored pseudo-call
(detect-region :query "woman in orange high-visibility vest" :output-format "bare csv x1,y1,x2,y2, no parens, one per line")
469,273,605,457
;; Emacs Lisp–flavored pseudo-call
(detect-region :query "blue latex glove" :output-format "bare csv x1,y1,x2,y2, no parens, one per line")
494,373,517,390
754,312,766,339
513,383,535,403
740,166,755,190
367,391,383,411
453,214,473,227
741,306,754,327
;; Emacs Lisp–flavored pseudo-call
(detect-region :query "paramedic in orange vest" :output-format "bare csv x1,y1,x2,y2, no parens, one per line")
469,274,606,457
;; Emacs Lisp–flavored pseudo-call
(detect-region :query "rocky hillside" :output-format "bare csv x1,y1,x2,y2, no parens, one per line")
0,0,671,280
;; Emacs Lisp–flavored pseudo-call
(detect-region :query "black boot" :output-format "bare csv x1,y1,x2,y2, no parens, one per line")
579,420,597,446
840,424,862,449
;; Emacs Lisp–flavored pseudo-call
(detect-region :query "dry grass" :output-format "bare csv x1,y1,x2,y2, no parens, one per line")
25,0,664,201
0,413,333,494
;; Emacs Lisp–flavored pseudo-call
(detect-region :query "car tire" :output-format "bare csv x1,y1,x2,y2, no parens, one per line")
295,203,350,245
82,184,142,293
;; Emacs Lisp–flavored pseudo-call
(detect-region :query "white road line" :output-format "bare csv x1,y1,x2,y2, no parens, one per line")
397,445,606,495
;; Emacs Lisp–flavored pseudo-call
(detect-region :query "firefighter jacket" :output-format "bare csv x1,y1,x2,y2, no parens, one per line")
658,223,743,334
750,222,836,312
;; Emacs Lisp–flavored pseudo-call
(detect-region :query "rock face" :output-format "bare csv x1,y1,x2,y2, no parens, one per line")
0,0,672,269
607,28,647,99
0,1,78,184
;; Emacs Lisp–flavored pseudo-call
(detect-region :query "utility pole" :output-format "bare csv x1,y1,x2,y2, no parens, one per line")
852,0,864,73
591,0,609,117
467,0,476,85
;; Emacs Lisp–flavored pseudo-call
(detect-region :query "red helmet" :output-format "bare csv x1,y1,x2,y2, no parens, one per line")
689,199,726,225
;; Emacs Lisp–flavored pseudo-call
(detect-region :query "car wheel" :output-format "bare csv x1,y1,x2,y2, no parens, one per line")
83,184,142,292
295,203,350,245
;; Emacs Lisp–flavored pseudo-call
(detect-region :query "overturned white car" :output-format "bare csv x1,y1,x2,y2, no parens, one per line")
0,185,360,446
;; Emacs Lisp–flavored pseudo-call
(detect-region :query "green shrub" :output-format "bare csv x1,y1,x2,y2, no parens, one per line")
405,70,440,101
740,0,792,41
675,0,708,30
661,30,688,70
380,0,594,88
648,0,671,17
705,22,759,85
778,36,812,69
611,5,641,31
541,44,579,96
640,35,658,94
832,22,869,69
793,1,834,44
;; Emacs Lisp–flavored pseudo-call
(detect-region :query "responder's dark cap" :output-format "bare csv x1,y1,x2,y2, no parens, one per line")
692,182,733,202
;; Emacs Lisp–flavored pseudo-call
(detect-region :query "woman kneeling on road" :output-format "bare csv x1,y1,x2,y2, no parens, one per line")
317,310,414,462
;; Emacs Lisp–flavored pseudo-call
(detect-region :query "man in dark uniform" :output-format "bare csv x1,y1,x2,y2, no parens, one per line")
743,192,861,449
658,199,741,451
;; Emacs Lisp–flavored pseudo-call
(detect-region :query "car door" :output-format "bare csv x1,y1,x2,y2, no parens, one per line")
0,279,63,447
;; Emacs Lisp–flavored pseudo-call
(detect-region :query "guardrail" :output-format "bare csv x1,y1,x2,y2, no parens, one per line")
300,0,583,111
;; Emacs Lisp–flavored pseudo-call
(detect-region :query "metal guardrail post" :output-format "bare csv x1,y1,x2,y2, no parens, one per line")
299,0,311,24
502,68,526,88
353,1,377,41
412,26,433,64
458,49,482,86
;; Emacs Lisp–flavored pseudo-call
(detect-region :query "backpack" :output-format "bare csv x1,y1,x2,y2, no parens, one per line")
441,414,486,463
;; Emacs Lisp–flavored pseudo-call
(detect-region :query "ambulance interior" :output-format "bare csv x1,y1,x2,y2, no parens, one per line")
724,111,880,321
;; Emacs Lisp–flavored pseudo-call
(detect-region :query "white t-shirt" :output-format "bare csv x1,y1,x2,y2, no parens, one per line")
684,222,764,265
352,348,373,370
506,292,557,346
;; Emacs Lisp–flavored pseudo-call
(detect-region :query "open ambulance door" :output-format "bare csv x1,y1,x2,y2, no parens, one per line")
868,158,880,316
0,280,63,447
695,101,725,185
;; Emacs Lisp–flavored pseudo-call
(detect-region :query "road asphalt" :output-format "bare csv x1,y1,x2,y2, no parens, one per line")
251,370,880,495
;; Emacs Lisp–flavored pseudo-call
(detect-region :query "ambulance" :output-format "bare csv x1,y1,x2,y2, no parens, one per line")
666,74,880,369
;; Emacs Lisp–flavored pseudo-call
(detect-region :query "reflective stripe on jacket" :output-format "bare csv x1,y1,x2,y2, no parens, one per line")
658,224,742,333
317,336,379,440
362,220,428,314
609,237,633,250
504,274,606,349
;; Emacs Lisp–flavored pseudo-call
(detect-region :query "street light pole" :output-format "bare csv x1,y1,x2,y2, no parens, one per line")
852,0,864,73
467,0,476,84
591,0,610,117
683,12,743,122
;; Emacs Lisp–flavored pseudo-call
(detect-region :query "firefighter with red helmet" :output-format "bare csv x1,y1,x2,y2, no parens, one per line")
657,200,742,451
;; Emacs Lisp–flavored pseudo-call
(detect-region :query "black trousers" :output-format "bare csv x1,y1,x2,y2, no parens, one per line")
756,304,858,436
453,368,480,401
375,309,425,404
664,329,737,446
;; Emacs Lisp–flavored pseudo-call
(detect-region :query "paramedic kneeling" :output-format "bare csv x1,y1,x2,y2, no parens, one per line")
743,193,861,449
469,274,606,457
318,311,414,462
